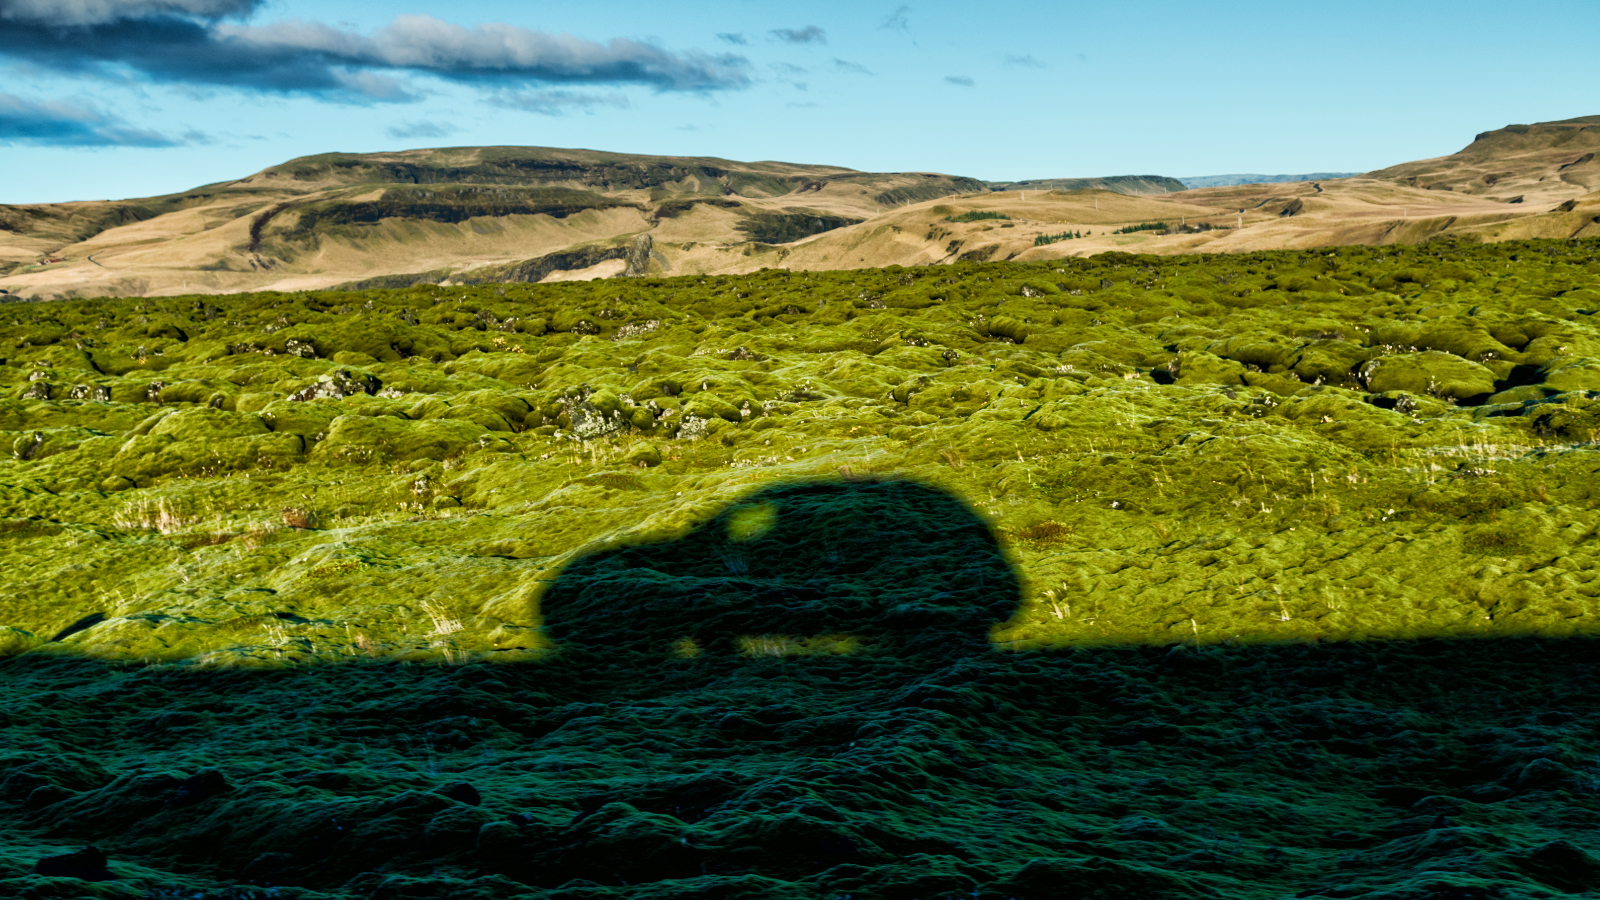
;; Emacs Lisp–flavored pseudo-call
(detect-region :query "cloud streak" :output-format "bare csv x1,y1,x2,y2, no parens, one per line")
0,91,179,145
0,6,751,102
487,88,629,115
770,26,825,45
386,119,457,140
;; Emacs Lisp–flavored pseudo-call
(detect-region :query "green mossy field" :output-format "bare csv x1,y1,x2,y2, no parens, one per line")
2,240,1600,898
4,238,1600,664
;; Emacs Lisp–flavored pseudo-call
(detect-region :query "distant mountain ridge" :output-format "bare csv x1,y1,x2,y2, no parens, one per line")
1178,173,1360,189
985,175,1186,195
2,115,1597,300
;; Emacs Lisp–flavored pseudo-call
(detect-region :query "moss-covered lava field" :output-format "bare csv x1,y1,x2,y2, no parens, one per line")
6,237,1600,661
3,238,1600,898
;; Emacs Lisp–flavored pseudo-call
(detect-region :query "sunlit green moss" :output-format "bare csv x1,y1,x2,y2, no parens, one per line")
3,237,1600,663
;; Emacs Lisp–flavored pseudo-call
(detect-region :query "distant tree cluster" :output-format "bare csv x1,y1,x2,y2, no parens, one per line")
1112,222,1169,235
945,211,1011,223
1033,230,1085,247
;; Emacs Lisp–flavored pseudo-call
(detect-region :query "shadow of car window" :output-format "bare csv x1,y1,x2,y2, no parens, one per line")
540,477,1022,661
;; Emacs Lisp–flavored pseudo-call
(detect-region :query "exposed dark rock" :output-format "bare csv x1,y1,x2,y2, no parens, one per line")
438,781,483,806
169,768,230,808
33,846,114,881
623,233,654,277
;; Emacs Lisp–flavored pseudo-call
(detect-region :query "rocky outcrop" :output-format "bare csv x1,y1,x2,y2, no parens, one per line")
623,233,654,277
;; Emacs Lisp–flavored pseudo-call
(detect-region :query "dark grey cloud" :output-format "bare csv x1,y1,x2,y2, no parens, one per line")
832,57,870,74
487,88,629,115
386,119,457,140
715,32,747,45
880,6,911,33
1005,54,1045,68
0,91,178,145
944,75,973,87
0,0,259,26
0,9,751,102
770,26,824,45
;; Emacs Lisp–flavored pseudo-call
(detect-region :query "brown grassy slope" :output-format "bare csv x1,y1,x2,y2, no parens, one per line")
1364,116,1600,202
682,179,1600,276
3,119,1598,299
0,146,984,299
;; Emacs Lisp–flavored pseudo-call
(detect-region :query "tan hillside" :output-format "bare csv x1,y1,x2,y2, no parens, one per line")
0,146,986,299
1364,116,1600,203
710,179,1600,273
1,118,1597,300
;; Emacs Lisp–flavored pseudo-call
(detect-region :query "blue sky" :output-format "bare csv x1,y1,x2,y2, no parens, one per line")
1,0,1596,204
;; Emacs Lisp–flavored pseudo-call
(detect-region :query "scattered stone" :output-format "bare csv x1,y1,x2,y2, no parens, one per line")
67,384,111,401
615,320,661,340
677,414,711,441
12,431,43,460
564,387,629,441
289,369,381,401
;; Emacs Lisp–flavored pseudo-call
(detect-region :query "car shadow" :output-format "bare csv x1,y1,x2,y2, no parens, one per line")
539,476,1023,662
